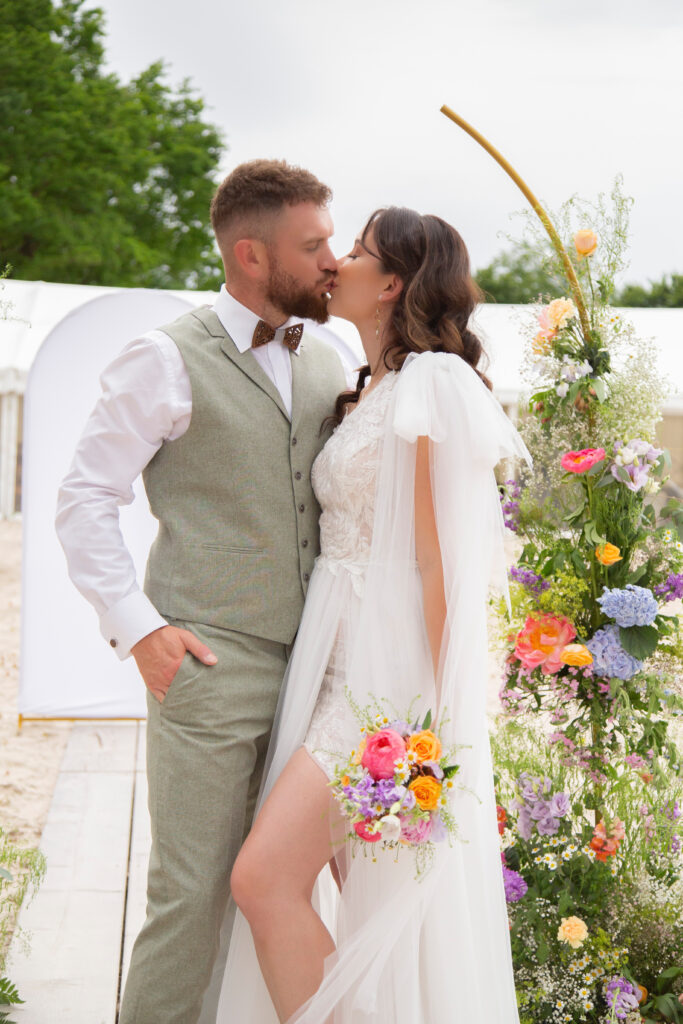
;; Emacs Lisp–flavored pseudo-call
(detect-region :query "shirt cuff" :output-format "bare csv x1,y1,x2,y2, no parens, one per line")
99,590,168,661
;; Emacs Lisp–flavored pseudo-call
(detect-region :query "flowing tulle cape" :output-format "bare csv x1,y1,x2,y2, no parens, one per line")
217,351,530,1023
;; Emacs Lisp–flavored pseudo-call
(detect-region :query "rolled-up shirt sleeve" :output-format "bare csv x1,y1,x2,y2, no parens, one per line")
55,330,192,660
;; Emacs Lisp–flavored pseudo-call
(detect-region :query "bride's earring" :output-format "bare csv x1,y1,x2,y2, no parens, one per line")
375,296,383,344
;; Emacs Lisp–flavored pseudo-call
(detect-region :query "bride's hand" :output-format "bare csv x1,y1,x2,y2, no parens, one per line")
132,625,217,703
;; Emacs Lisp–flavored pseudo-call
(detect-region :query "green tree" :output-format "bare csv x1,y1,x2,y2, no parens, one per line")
475,242,567,303
614,273,683,307
0,0,225,288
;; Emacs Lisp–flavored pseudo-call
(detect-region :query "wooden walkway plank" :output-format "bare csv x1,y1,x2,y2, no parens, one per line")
119,758,150,999
8,723,140,1023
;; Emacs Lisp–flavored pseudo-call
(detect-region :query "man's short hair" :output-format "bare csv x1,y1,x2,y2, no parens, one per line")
210,159,332,249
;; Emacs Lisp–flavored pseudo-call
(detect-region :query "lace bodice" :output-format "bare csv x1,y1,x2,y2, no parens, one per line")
312,372,397,573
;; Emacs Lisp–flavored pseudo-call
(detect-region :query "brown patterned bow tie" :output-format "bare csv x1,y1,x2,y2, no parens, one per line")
252,320,304,352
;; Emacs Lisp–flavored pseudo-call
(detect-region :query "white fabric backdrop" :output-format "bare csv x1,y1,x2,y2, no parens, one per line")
19,291,360,719
20,291,193,719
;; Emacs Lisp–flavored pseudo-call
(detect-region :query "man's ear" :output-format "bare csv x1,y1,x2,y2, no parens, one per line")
233,238,269,281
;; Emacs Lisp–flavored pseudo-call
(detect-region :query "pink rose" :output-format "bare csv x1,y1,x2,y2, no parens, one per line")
354,820,382,843
515,613,577,675
560,448,606,474
361,729,406,780
400,815,432,844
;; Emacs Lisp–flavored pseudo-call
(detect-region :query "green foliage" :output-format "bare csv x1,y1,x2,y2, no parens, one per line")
615,274,683,308
476,241,567,304
0,0,225,288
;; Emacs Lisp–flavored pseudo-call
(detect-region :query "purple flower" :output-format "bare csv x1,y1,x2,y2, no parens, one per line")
548,792,570,818
587,624,643,680
517,807,533,841
530,800,550,821
605,976,640,1019
654,572,683,602
610,438,662,492
502,867,528,903
500,480,522,533
536,815,561,836
422,760,444,780
509,565,550,596
598,584,659,627
376,779,407,809
387,720,412,736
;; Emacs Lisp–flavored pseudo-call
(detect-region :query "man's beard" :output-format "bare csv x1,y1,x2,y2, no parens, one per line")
265,257,331,324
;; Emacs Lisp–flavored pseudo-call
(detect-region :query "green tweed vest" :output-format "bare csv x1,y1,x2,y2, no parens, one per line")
142,305,347,645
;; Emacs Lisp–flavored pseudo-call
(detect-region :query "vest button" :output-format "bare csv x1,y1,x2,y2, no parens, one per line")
294,471,302,480
301,539,309,548
298,503,305,513
109,638,118,649
303,572,310,582
291,436,298,446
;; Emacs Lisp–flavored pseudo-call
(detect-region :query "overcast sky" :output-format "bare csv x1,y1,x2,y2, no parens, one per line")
87,0,682,284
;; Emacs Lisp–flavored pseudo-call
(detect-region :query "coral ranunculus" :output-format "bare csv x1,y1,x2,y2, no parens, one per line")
561,448,606,474
560,644,593,668
361,730,406,780
574,229,598,258
515,614,577,675
406,730,442,763
409,775,442,811
596,542,622,566
496,804,507,835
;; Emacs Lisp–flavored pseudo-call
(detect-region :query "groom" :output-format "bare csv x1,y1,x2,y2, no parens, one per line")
56,159,348,1022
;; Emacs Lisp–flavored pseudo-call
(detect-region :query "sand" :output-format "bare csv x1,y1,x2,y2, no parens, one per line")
0,521,71,850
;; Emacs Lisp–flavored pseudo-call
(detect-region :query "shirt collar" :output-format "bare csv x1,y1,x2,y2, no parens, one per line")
212,284,303,355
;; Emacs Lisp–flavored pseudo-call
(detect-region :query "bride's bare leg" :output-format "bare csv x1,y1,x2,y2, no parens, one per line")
231,747,346,1023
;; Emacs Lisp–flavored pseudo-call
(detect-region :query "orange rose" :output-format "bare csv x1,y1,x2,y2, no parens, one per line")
595,542,622,566
560,644,593,668
409,775,442,810
406,730,442,763
574,229,598,258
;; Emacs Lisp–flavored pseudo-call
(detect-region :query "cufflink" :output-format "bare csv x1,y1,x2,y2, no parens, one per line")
109,638,118,649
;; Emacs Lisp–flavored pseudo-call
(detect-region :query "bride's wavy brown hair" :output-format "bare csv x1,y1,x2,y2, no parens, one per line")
331,207,491,426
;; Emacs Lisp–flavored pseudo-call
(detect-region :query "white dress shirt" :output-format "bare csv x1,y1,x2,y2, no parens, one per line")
56,285,355,661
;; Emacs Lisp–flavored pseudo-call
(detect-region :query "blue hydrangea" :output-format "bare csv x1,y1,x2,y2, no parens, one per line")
586,624,643,680
597,584,659,627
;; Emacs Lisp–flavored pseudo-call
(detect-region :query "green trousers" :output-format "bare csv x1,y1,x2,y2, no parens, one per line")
118,620,290,1024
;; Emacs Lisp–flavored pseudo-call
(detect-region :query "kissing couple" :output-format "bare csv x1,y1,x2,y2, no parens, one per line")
57,159,529,1023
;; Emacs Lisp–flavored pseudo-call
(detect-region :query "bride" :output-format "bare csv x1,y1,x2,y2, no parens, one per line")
220,206,529,1022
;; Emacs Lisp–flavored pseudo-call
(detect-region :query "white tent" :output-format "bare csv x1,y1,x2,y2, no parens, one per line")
1,279,681,720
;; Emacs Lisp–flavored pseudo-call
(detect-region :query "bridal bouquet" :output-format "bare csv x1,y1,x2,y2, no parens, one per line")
329,704,460,860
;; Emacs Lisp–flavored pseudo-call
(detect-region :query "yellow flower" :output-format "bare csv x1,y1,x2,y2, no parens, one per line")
560,644,593,668
351,738,367,765
408,775,442,811
595,542,622,566
557,915,588,949
574,229,598,258
546,297,577,331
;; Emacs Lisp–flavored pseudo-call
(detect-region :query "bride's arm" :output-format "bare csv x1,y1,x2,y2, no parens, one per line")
414,436,447,685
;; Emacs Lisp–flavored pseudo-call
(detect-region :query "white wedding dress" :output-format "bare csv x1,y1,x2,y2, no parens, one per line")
217,351,530,1023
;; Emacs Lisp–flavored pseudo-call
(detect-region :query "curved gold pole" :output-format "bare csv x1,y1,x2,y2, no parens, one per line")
440,104,592,340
